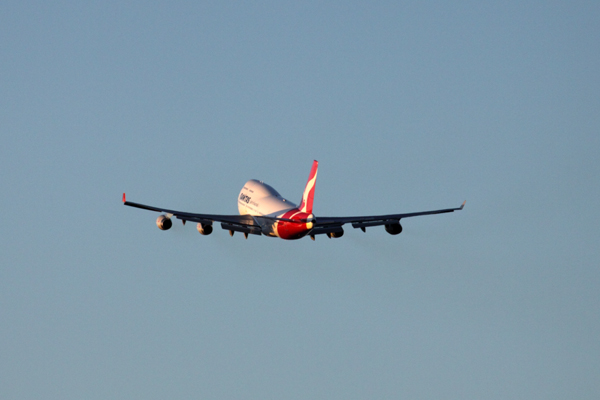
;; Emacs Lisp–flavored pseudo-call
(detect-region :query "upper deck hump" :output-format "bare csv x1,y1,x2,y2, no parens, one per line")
243,179,282,198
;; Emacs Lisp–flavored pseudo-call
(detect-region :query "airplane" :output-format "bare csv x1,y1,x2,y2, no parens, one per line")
123,160,465,240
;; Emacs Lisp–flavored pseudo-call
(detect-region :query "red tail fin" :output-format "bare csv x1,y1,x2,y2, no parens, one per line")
299,160,318,214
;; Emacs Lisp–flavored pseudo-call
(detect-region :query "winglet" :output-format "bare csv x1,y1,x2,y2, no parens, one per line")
123,193,126,203
459,200,466,210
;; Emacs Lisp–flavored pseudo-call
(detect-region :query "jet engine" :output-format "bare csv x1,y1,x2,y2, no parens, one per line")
328,228,344,238
384,222,402,235
156,215,172,230
197,222,213,235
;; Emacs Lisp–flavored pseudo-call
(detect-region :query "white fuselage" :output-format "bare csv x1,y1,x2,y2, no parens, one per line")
237,179,297,237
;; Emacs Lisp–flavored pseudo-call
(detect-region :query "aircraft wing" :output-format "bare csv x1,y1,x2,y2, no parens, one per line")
123,194,263,235
312,201,466,232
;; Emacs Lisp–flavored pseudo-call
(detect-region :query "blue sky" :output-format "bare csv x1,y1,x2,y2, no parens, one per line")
1,1,599,399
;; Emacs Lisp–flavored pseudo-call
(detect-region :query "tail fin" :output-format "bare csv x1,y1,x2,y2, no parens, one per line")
299,160,318,214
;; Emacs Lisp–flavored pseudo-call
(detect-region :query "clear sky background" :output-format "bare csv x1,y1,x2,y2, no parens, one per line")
1,1,599,399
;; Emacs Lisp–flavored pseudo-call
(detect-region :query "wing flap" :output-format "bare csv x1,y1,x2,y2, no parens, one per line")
308,225,344,236
351,220,398,229
221,223,262,235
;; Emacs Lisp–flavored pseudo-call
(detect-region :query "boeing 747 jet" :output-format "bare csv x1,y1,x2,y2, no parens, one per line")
123,160,465,240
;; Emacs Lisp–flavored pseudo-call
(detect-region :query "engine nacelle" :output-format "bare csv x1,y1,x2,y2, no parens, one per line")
156,215,172,230
384,222,402,235
328,228,344,238
197,222,213,235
